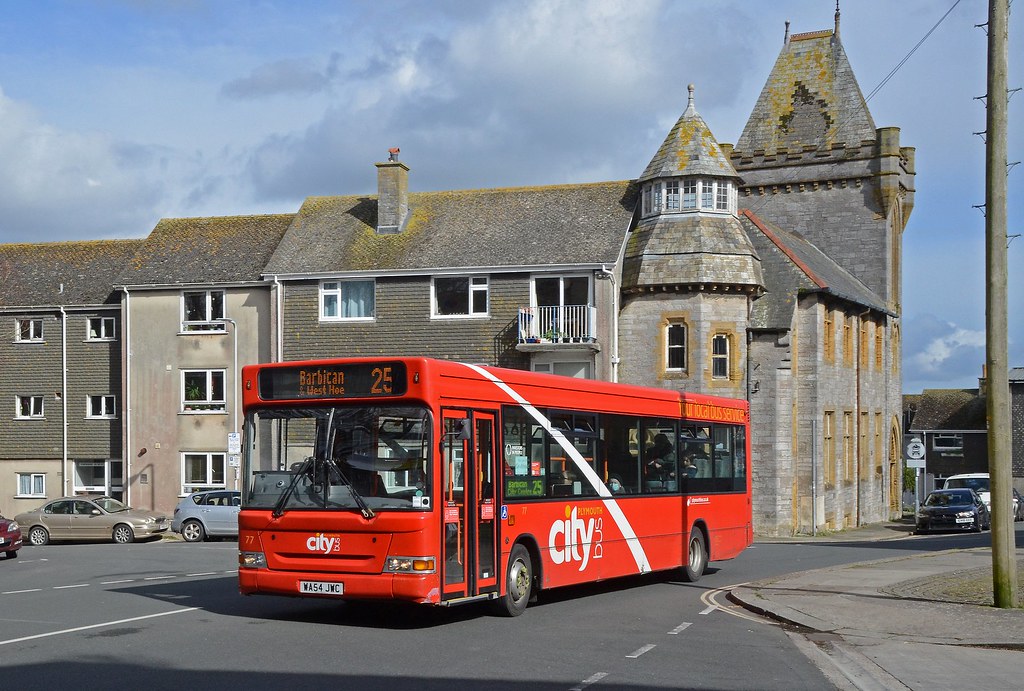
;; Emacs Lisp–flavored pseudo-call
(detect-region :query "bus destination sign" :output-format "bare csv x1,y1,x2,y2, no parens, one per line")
259,362,407,400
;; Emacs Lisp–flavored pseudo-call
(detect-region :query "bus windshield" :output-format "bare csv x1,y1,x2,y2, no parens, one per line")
243,405,432,514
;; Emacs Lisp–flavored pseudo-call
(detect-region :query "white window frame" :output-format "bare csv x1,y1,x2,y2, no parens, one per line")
87,316,117,341
711,333,730,379
181,370,226,413
16,472,46,498
320,279,375,321
716,180,729,210
642,185,652,215
666,323,687,372
181,290,226,332
16,318,43,342
932,433,963,451
682,179,697,209
181,452,227,494
665,180,680,211
432,275,489,318
16,395,43,419
87,395,117,419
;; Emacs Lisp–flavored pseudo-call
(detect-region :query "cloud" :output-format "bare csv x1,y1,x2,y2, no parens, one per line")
0,86,171,241
903,313,986,391
242,0,759,201
220,58,332,99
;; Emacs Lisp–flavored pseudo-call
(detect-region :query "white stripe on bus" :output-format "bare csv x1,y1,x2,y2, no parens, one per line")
462,363,651,574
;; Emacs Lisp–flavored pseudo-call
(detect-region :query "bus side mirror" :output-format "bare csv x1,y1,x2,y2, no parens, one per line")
457,418,472,441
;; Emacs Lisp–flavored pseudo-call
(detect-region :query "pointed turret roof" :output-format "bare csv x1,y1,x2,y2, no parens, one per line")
639,84,738,183
735,20,875,155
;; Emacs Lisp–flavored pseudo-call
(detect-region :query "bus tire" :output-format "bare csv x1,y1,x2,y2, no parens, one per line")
497,544,532,617
684,528,707,583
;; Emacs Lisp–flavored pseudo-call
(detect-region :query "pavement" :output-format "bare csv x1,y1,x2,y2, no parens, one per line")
729,519,1024,690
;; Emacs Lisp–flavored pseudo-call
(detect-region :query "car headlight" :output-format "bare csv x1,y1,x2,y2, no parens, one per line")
383,556,436,573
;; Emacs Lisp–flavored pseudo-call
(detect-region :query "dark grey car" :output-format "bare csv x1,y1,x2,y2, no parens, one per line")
916,488,990,534
171,490,241,542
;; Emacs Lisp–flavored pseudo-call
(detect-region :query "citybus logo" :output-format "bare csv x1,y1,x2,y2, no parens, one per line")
306,533,342,554
548,505,603,571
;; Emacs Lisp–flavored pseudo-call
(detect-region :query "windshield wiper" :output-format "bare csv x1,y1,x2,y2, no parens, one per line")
271,456,313,518
330,459,376,519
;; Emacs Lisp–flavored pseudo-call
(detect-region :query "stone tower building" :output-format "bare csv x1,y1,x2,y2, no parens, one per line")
619,85,764,399
729,14,915,533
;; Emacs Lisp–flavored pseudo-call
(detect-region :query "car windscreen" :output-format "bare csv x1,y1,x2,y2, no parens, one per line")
925,491,972,506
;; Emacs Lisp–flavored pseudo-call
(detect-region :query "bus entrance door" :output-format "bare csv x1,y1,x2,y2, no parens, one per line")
441,410,499,602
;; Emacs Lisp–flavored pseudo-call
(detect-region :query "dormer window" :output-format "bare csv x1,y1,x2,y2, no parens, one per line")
641,178,736,218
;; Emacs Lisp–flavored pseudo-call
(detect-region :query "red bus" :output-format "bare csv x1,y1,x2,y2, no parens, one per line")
237,357,751,616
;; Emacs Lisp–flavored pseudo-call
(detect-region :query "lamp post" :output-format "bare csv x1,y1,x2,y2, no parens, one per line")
218,318,239,488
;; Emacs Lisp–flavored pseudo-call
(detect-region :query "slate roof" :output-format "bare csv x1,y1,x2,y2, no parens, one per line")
1010,368,1024,383
117,214,294,286
910,388,987,433
734,27,876,155
263,181,638,276
622,213,763,291
0,239,142,308
740,209,890,329
639,85,738,183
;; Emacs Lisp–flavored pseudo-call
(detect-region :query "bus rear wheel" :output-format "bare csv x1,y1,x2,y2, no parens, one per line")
684,529,707,582
497,544,532,617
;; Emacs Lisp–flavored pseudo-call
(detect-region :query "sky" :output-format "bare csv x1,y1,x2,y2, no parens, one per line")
0,0,1020,394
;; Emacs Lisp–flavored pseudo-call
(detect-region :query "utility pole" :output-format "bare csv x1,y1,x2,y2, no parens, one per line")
985,0,1016,609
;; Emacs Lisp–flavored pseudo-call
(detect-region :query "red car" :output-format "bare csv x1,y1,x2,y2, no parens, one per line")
1,514,22,558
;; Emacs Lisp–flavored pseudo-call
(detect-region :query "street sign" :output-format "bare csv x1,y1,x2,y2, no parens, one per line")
228,432,241,454
906,458,926,469
906,440,925,460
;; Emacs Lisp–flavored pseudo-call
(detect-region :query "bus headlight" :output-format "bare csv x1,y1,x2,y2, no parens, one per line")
239,551,267,569
383,556,435,574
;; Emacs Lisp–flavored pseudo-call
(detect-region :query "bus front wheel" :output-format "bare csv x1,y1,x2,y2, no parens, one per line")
497,544,532,617
684,529,707,582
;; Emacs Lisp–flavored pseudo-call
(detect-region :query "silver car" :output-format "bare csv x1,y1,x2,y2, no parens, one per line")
16,496,168,545
171,490,241,542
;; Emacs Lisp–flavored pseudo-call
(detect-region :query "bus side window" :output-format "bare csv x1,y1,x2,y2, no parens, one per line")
600,413,640,495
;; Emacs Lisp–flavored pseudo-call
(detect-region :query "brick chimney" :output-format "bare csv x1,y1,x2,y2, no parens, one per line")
375,147,409,234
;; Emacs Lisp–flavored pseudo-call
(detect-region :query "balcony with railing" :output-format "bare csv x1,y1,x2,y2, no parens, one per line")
517,305,599,348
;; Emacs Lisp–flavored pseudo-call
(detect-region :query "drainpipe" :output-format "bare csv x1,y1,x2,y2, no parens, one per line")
124,287,132,505
598,265,619,382
856,308,870,526
60,306,68,495
272,275,283,362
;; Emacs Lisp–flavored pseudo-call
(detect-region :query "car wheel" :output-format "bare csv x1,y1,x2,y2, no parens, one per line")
28,526,49,546
684,528,707,582
112,524,135,544
181,519,206,543
496,543,533,617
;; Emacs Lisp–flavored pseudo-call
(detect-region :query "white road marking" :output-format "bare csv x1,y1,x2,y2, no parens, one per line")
186,572,218,577
143,576,175,581
100,580,135,585
569,672,608,690
0,607,200,646
53,584,89,590
1,589,41,595
700,584,776,625
626,644,656,658
667,621,692,635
